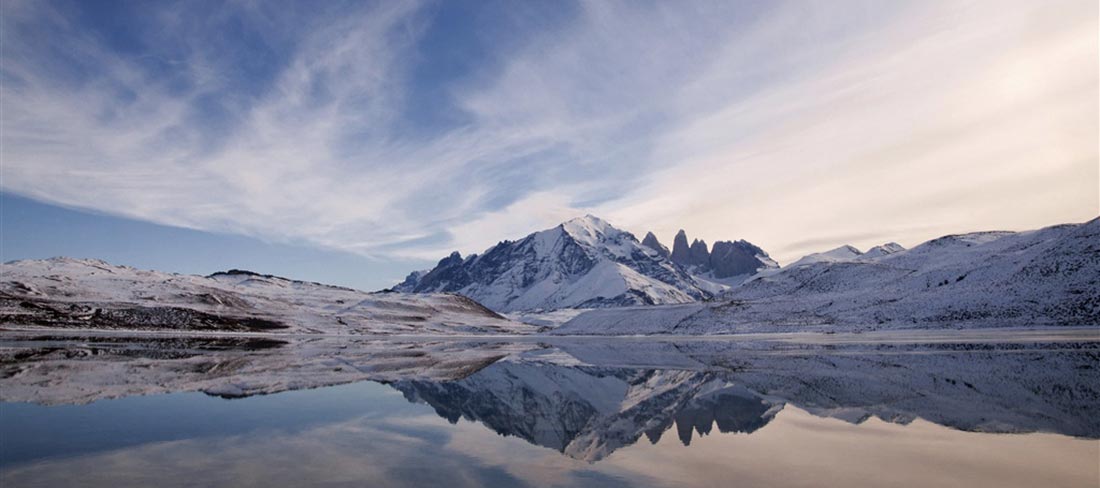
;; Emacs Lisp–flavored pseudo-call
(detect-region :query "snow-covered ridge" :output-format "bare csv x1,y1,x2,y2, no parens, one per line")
394,215,713,312
556,218,1100,335
781,241,907,269
0,257,536,335
786,244,865,267
395,215,779,312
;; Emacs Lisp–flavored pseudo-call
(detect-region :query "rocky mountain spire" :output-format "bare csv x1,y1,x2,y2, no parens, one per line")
670,230,691,265
668,229,778,278
688,239,710,267
641,232,670,258
709,240,774,278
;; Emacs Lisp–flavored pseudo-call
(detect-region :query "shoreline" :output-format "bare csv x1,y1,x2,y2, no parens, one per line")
2,324,1097,344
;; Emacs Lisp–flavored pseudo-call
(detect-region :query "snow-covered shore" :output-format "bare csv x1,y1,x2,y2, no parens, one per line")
0,258,537,336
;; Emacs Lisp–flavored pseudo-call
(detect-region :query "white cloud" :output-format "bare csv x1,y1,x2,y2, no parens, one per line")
1,0,1095,264
602,0,1098,263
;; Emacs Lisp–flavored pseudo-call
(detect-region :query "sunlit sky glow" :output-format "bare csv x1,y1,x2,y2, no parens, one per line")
2,0,1097,289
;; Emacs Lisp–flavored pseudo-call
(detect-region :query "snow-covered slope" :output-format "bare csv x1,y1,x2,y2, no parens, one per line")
786,245,864,267
555,219,1100,334
0,258,536,335
784,242,906,267
860,242,905,260
394,215,709,312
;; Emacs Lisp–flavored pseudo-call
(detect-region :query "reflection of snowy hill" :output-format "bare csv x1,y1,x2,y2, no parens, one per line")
2,332,1096,459
392,335,1100,461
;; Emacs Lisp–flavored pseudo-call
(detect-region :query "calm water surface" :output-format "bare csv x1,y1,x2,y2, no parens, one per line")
1,331,1097,487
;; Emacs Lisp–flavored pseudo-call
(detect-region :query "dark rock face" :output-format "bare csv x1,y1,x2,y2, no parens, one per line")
642,232,670,259
688,239,710,267
396,270,426,290
670,230,691,265
415,251,473,292
670,230,777,278
709,240,773,278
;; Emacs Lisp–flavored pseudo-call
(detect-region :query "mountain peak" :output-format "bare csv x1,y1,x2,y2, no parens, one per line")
560,215,622,247
394,216,708,312
641,232,670,259
788,245,863,267
671,230,691,264
862,242,906,260
562,214,612,231
688,239,710,266
393,217,777,312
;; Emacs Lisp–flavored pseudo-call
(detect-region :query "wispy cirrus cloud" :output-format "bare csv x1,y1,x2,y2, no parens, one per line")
2,0,1096,264
603,0,1098,261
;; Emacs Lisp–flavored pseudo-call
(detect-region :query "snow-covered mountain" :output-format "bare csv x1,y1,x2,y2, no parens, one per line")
786,244,865,267
555,218,1100,334
783,242,906,268
393,215,711,312
0,257,535,335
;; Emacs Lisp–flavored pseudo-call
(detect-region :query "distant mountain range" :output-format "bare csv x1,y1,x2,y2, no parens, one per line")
397,215,1099,330
393,215,777,312
557,218,1100,334
2,216,1095,335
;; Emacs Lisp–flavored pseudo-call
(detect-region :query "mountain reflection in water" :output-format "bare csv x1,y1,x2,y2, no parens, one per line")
393,365,784,461
389,338,1098,462
1,330,1098,487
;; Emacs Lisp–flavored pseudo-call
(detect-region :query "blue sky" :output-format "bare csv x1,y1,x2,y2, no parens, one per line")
0,193,423,289
2,0,1097,290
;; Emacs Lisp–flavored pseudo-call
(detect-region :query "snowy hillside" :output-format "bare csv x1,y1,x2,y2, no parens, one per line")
555,218,1100,334
0,258,536,335
394,215,710,312
786,244,865,267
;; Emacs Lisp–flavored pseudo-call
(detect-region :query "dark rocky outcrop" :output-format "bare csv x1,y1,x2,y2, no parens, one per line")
667,230,777,279
670,230,691,265
642,232,670,259
709,240,774,278
688,239,710,267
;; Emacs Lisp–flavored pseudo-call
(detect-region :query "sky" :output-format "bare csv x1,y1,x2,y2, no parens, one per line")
2,0,1097,290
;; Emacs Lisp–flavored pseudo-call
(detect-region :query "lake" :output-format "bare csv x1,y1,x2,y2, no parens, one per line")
1,329,1098,487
